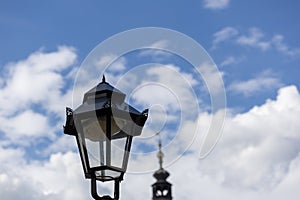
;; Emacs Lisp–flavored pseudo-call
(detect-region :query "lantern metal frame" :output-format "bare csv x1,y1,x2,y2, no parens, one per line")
64,76,148,200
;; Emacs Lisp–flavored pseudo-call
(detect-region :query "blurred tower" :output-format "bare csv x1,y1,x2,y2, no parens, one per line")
152,136,172,200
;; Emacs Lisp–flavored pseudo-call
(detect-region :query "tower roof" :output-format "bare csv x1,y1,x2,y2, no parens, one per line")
153,168,170,181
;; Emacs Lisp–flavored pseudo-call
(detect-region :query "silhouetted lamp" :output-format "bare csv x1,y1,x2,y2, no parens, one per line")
64,76,148,200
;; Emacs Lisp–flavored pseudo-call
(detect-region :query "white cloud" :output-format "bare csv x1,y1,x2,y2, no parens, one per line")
220,56,236,67
197,62,225,97
203,0,230,10
108,57,127,72
126,85,300,198
109,63,200,115
169,85,300,194
131,64,200,113
146,40,169,49
95,54,116,68
42,135,77,155
228,70,283,96
212,27,239,49
0,46,77,143
95,54,126,72
0,46,76,116
213,27,300,56
0,148,89,200
272,34,300,56
0,46,300,200
271,153,300,199
139,40,172,60
1,80,300,200
0,110,54,142
0,147,25,166
102,63,210,164
220,55,245,67
210,85,300,190
237,28,271,51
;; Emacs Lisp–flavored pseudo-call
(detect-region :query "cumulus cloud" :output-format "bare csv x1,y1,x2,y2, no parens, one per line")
205,85,300,190
165,85,300,195
1,84,300,199
0,148,89,200
203,0,231,10
124,85,300,199
0,46,76,116
0,46,76,144
114,64,203,151
0,46,299,200
0,110,54,142
135,64,199,110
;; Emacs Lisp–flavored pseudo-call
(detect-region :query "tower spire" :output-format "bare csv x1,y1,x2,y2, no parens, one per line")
152,132,173,200
157,132,164,169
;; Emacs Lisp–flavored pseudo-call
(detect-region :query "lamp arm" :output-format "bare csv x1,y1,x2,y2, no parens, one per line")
91,178,120,200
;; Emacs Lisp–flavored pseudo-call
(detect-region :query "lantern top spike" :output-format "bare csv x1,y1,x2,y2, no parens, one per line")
102,75,106,83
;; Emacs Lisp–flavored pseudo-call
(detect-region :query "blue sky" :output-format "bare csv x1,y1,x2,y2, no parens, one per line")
1,0,300,199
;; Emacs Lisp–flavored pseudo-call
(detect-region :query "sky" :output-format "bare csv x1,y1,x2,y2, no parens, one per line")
0,0,300,199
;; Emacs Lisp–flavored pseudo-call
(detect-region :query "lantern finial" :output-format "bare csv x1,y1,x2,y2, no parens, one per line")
102,75,106,83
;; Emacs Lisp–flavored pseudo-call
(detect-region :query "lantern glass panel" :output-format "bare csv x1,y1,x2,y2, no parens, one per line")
81,115,127,141
77,130,89,172
111,137,127,169
78,113,131,181
84,138,105,168
81,116,106,142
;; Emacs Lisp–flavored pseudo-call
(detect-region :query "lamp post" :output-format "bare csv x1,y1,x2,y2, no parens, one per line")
64,76,148,200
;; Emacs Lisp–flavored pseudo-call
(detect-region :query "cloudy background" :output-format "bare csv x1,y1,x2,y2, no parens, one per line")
1,0,300,199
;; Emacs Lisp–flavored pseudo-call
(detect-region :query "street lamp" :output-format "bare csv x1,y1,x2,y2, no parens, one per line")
64,76,148,200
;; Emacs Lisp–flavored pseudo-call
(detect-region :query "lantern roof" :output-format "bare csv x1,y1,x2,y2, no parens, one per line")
74,97,142,116
83,75,125,103
74,75,148,130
